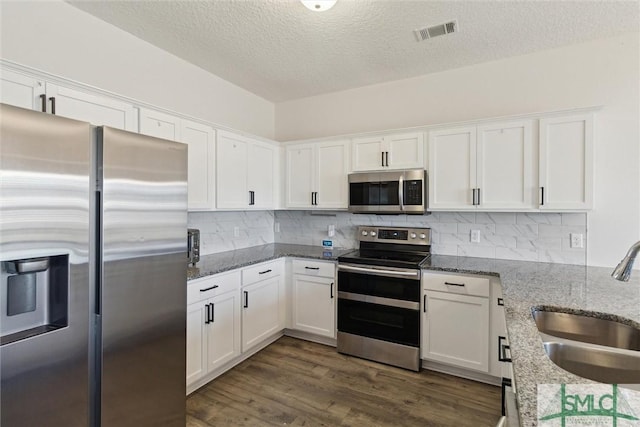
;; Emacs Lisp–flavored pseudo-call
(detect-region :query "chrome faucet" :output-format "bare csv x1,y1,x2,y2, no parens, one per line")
611,240,640,281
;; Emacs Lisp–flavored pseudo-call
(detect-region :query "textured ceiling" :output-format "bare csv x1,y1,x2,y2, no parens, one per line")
68,0,639,102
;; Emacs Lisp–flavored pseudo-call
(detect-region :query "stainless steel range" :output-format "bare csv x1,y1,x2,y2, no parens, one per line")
337,226,431,371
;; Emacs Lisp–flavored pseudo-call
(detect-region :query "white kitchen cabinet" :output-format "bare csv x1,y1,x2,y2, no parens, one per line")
217,130,276,210
490,282,511,378
182,120,216,211
539,113,594,210
0,70,137,131
0,69,45,110
140,108,217,211
351,132,424,171
139,107,181,140
428,120,535,210
291,260,336,338
186,271,242,387
285,140,349,209
422,273,490,372
241,260,285,352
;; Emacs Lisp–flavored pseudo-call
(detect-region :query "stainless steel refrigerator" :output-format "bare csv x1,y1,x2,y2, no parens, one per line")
0,103,187,426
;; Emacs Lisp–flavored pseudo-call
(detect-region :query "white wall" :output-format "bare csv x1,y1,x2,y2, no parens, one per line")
276,33,640,269
0,0,275,139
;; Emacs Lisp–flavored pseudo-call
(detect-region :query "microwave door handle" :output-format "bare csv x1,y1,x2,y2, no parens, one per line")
398,175,404,211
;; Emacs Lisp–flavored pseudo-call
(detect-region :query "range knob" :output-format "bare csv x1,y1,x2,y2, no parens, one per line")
370,231,377,237
361,230,369,236
410,232,417,239
419,233,427,239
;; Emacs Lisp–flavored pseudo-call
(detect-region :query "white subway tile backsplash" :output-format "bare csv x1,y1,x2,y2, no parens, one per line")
495,224,539,238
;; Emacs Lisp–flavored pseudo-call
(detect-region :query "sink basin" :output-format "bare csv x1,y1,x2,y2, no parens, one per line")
532,309,640,351
543,341,640,384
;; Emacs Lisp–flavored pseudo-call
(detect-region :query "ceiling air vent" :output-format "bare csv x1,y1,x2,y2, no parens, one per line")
414,20,458,42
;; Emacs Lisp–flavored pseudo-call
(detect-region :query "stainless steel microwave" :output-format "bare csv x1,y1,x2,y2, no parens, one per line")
348,169,428,214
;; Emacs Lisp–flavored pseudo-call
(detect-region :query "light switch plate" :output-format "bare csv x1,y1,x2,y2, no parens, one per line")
233,226,240,238
471,229,481,243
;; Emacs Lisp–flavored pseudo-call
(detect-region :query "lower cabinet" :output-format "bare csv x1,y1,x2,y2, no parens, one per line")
422,272,490,373
186,271,241,387
291,260,336,338
241,259,285,352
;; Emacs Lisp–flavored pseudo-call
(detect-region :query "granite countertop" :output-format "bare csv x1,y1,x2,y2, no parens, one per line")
426,255,640,427
187,246,640,426
187,243,354,280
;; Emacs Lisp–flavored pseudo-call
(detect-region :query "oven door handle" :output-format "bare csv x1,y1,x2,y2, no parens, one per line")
338,291,420,311
338,263,420,279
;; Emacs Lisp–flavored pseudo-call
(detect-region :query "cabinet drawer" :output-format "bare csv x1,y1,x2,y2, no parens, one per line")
187,270,241,305
292,259,335,278
423,273,490,298
242,259,283,286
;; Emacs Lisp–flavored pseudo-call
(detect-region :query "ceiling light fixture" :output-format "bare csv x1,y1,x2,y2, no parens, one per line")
300,0,337,12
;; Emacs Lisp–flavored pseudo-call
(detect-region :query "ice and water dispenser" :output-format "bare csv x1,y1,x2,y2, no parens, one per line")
0,254,69,345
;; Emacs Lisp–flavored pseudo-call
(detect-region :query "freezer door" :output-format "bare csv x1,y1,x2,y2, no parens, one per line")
98,127,187,426
0,104,91,427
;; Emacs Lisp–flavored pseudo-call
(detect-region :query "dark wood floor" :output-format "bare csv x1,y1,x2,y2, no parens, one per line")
187,336,501,426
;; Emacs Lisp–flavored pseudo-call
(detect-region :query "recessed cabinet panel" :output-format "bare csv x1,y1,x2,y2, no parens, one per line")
539,114,593,210
477,121,534,209
351,136,386,171
139,108,180,140
206,292,241,371
248,142,275,209
286,144,314,208
217,131,249,208
316,141,349,208
186,302,206,385
428,127,477,210
292,275,335,338
0,70,45,110
182,120,216,211
241,276,281,352
422,290,489,372
386,133,424,170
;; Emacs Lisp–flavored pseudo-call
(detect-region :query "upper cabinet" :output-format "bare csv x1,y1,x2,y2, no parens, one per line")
352,132,424,171
429,120,536,211
1,70,137,131
139,108,216,211
539,114,594,210
285,139,350,209
216,130,276,210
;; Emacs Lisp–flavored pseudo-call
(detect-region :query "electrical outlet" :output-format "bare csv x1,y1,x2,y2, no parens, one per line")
570,233,584,249
274,222,280,233
233,226,240,238
471,229,481,243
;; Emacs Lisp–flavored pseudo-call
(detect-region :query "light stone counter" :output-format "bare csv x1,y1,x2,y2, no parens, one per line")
188,247,640,426
425,255,640,427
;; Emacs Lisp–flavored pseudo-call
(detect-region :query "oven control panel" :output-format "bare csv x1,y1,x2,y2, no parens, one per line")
358,226,431,245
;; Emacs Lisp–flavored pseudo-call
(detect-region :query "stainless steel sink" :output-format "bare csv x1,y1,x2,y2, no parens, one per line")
543,341,640,384
532,309,640,351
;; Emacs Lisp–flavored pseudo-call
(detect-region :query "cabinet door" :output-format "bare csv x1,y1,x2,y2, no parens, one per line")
241,276,282,352
539,114,594,210
428,126,477,210
216,130,249,209
186,302,206,386
351,136,386,171
292,275,335,338
47,84,137,131
248,141,275,209
182,120,216,211
139,107,180,140
422,290,489,372
0,69,45,110
477,120,535,210
207,291,241,371
285,143,315,208
316,140,349,209
386,132,425,170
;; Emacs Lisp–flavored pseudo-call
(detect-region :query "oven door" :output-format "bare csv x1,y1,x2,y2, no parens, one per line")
337,264,421,347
